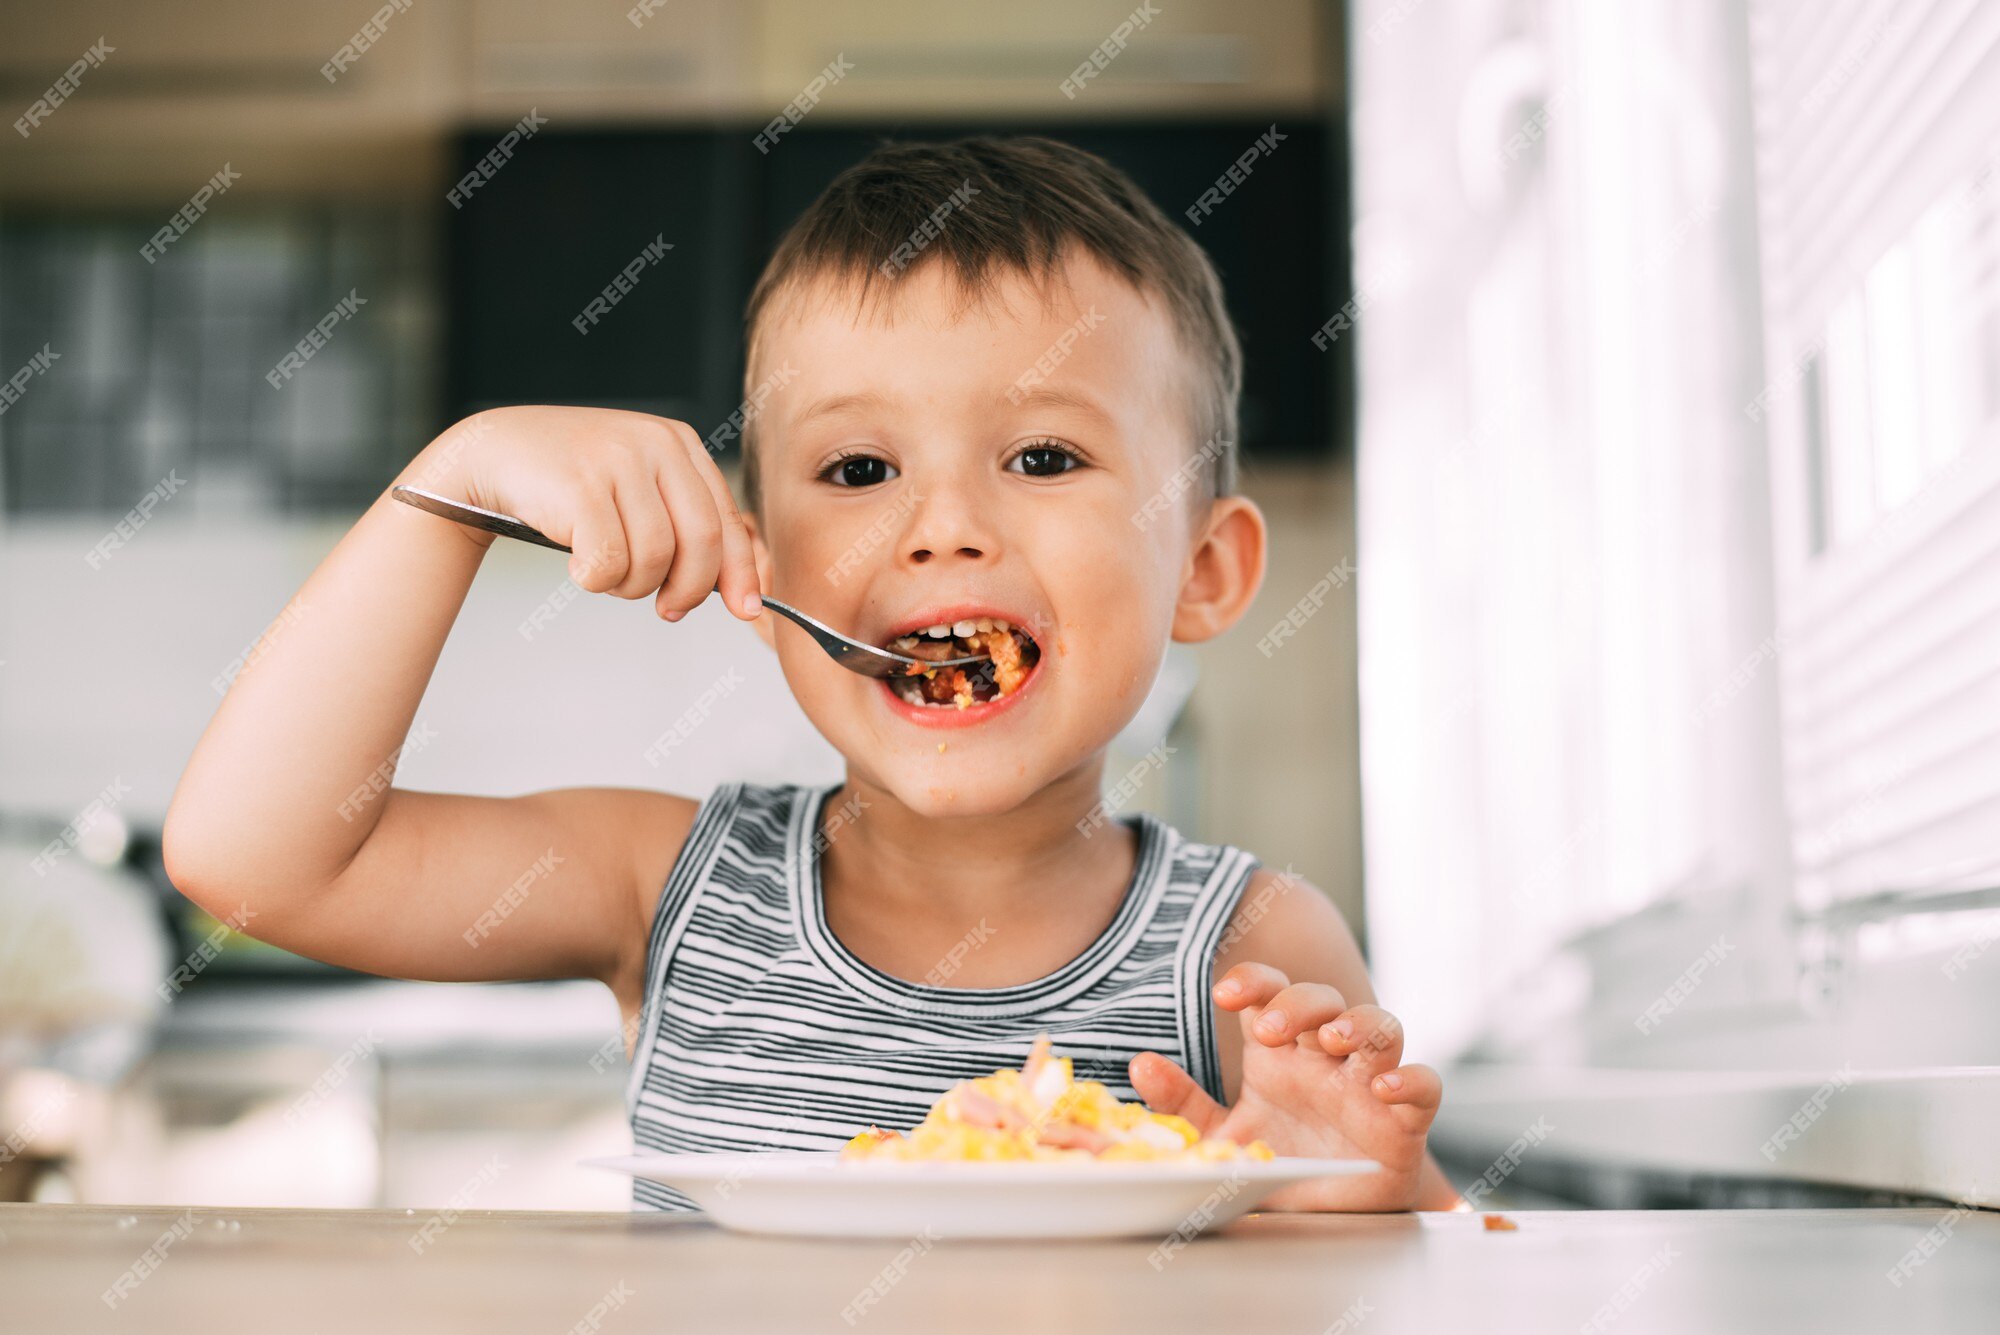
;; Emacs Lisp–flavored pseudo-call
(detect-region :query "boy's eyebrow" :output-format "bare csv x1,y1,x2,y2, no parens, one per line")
791,390,895,427
1003,385,1117,427
790,385,1119,430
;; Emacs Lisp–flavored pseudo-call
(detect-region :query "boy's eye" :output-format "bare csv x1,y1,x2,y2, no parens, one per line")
825,456,897,487
1008,442,1081,477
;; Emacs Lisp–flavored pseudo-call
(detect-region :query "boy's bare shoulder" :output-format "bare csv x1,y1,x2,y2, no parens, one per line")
612,787,704,923
595,785,703,1008
1214,866,1375,1005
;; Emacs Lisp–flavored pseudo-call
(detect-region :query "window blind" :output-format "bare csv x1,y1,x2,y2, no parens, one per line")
1747,0,2000,906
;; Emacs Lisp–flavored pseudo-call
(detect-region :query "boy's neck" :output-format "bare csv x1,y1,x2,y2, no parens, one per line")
819,758,1134,928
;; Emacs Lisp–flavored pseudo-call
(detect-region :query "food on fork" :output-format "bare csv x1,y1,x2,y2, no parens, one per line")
889,618,1041,709
842,1035,1274,1162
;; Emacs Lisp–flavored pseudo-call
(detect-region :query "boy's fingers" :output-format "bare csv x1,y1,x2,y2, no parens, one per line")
608,468,678,600
1318,1003,1405,1076
1128,1051,1227,1137
1213,961,1291,1012
652,442,724,618
675,425,761,619
1249,981,1349,1046
1372,1063,1442,1131
565,483,629,594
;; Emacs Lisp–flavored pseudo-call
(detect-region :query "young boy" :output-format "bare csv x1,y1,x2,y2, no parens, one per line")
165,136,1458,1212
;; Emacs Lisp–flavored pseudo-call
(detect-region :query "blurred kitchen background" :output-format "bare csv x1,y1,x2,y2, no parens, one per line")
1,0,1995,1216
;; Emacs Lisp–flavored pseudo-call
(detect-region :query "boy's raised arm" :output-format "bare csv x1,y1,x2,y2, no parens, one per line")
163,408,760,998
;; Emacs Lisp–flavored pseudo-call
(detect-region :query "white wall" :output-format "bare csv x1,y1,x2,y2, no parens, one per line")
0,513,843,828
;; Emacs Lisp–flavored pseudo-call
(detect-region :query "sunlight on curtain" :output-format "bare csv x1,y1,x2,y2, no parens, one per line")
1349,0,1787,1058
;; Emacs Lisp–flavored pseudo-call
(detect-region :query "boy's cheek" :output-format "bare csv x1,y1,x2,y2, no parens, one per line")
769,637,854,719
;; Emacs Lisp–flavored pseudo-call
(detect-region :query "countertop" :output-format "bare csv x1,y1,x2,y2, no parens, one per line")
6,1202,1996,1333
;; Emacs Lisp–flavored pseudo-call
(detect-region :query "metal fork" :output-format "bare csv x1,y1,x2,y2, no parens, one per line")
391,485,990,679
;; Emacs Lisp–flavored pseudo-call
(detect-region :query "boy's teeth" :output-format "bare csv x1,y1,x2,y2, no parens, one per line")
906,618,1016,640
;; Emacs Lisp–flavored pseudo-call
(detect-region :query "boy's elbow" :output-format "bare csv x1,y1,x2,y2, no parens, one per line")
162,795,341,932
160,801,231,914
161,798,274,920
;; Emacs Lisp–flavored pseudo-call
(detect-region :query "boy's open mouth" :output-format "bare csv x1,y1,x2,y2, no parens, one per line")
883,618,1043,710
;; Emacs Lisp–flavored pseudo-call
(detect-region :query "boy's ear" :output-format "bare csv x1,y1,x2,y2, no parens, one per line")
742,510,778,653
1172,496,1268,644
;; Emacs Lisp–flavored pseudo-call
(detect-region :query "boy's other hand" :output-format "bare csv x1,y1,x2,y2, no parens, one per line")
407,406,762,621
1130,962,1443,1211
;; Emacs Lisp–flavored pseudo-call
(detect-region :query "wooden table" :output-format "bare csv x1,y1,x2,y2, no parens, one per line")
5,1203,1994,1333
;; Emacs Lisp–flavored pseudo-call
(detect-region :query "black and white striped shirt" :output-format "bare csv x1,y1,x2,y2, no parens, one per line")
624,782,1259,1211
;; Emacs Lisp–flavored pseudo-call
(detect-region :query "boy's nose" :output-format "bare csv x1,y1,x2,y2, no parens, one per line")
901,482,1000,565
908,545,982,564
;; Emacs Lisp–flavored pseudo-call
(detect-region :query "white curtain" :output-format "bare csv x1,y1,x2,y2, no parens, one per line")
1348,0,1789,1058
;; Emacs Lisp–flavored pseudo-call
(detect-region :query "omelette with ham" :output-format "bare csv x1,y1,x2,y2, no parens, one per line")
842,1035,1274,1163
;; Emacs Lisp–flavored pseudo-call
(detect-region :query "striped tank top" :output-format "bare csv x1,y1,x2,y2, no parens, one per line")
624,781,1259,1211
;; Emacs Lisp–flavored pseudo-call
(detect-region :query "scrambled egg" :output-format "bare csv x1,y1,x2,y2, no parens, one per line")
842,1035,1275,1163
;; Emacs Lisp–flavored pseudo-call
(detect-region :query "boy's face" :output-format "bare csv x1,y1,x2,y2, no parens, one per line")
747,254,1236,818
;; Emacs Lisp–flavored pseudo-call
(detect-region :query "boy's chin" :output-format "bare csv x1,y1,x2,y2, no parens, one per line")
872,767,1032,819
860,766,1049,820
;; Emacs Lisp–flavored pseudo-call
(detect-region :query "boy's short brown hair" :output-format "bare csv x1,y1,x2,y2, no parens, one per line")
739,135,1242,514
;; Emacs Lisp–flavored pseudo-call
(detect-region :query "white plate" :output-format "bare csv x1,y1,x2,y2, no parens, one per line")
583,1151,1379,1239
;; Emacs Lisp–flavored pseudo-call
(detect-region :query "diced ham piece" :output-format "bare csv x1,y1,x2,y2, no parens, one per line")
1036,1120,1115,1153
948,1086,1027,1131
